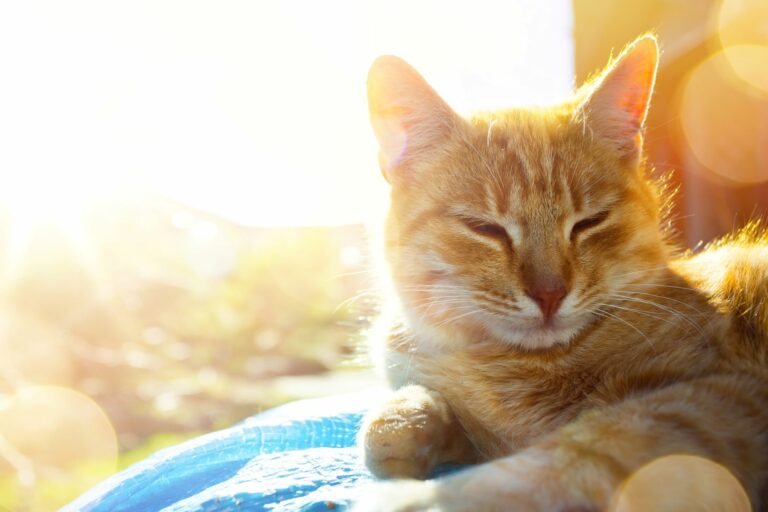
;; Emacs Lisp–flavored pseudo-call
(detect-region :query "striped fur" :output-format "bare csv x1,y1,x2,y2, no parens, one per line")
357,36,768,511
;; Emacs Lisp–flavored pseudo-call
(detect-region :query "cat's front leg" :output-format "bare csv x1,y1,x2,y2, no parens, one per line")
360,384,477,479
354,446,600,512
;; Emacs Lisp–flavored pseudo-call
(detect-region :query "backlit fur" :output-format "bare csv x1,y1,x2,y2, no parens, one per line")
358,36,768,511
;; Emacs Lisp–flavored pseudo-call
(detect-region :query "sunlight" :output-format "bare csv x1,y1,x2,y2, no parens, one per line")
0,4,573,502
0,171,89,223
1,180,83,288
0,167,114,291
0,0,572,228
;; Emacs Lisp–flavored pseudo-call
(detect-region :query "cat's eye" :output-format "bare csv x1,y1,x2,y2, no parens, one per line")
570,211,609,241
461,218,508,238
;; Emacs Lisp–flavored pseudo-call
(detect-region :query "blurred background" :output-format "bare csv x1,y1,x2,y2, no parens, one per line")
0,1,765,510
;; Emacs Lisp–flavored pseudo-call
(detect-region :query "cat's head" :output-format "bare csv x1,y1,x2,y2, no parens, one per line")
368,36,669,351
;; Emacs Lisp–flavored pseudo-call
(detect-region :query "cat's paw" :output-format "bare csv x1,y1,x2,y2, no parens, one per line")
360,385,455,479
352,479,439,512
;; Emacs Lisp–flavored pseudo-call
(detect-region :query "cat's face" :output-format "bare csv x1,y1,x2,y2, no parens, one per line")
369,36,668,351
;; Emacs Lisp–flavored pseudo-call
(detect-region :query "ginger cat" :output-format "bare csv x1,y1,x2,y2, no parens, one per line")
357,36,768,511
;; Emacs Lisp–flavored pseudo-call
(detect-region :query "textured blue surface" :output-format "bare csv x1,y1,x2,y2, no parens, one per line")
63,393,380,512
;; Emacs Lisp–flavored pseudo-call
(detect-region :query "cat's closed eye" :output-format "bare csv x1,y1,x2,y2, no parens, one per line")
570,211,609,241
460,217,508,239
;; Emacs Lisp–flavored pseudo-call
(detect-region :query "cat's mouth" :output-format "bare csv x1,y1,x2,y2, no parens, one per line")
480,313,587,350
517,319,580,336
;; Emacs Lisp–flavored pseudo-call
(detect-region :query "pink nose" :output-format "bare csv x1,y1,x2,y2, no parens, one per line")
526,284,567,321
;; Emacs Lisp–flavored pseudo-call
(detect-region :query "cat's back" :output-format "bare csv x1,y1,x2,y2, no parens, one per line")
675,226,768,362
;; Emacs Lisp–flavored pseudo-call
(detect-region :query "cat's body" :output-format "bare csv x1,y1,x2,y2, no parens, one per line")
357,36,768,511
379,251,767,455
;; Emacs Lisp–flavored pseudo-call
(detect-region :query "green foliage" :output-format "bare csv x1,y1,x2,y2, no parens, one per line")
0,197,377,511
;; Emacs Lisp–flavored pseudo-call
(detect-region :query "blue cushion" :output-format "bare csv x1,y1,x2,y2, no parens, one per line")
63,393,380,512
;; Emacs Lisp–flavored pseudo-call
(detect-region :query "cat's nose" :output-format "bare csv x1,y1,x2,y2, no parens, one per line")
526,282,568,321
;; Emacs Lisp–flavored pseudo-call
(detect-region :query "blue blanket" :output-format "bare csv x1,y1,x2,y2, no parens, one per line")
64,393,380,512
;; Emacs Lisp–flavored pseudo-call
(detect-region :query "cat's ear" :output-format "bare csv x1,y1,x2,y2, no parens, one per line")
367,56,458,182
576,35,658,159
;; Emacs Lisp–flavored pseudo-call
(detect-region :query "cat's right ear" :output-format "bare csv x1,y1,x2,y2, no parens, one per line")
367,56,458,183
575,36,658,161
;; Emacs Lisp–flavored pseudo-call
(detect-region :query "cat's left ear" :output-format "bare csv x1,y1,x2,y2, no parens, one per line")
367,56,459,183
576,35,659,160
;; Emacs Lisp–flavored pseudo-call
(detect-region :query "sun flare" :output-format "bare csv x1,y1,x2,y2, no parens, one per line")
0,169,113,289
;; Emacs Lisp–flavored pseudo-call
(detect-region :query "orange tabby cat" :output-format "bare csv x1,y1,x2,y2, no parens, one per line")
356,35,768,511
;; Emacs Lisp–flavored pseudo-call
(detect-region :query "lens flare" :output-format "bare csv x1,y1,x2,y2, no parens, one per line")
609,454,751,512
680,50,768,184
0,386,118,510
719,0,768,43
0,314,75,388
718,0,768,95
720,45,768,96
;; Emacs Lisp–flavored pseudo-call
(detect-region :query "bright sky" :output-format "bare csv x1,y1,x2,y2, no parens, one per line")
0,1,573,227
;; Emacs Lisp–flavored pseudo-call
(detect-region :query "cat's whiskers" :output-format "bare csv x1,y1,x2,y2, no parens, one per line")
400,285,466,293
415,298,475,317
607,293,705,335
405,292,469,304
399,281,465,289
402,289,468,299
573,286,613,312
594,301,675,326
403,286,470,302
616,289,708,318
592,308,656,351
403,284,525,319
433,304,487,328
345,282,476,323
332,288,380,314
477,302,523,322
473,291,522,312
611,264,671,280
625,282,702,292
413,290,523,324
410,296,472,306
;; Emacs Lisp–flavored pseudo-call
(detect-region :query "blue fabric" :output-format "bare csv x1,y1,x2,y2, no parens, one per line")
64,393,381,512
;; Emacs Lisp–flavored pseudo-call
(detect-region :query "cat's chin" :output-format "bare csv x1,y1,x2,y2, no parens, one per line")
482,318,586,351
406,311,588,352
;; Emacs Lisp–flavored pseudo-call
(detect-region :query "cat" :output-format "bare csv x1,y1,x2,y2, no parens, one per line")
355,35,768,511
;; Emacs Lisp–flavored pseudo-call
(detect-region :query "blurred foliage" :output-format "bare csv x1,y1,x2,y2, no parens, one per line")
0,196,377,511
